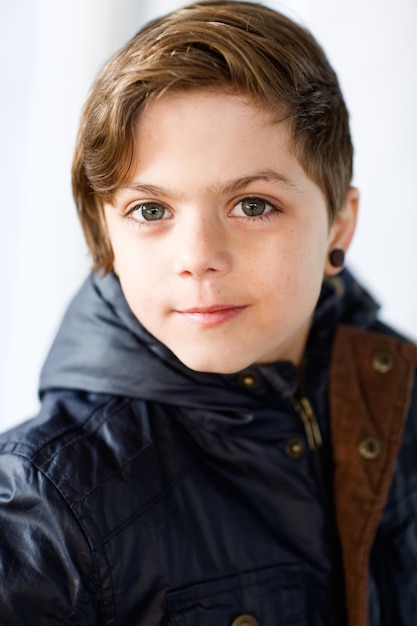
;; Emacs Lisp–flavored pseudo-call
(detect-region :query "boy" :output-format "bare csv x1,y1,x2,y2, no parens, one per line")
0,2,416,624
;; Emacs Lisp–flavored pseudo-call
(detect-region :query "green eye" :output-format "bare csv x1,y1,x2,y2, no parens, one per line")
140,203,165,221
241,198,266,217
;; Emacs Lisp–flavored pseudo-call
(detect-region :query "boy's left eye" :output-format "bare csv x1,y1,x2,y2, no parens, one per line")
230,197,276,218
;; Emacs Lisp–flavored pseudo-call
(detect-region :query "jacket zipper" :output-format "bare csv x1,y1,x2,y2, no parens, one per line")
292,395,323,451
292,388,346,616
292,393,332,516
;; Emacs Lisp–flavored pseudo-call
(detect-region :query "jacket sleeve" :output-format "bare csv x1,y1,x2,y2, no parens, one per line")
0,450,99,625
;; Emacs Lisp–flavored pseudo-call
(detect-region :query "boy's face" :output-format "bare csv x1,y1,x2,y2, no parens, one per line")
104,90,356,373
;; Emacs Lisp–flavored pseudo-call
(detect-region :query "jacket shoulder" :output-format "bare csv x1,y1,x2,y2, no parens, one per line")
0,389,161,508
0,392,113,624
0,390,167,624
0,389,195,544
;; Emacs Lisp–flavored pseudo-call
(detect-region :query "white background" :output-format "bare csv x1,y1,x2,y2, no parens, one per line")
1,0,416,432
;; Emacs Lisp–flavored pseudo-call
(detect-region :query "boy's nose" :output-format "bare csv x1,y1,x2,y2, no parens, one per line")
173,215,232,279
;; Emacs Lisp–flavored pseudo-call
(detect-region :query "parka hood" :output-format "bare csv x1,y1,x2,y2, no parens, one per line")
39,269,379,410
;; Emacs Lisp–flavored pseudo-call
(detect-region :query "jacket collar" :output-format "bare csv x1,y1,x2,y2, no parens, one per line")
329,324,417,626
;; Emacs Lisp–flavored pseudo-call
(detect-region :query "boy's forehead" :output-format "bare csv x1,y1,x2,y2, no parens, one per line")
132,89,293,159
107,102,313,201
139,87,289,126
117,91,299,182
100,90,324,206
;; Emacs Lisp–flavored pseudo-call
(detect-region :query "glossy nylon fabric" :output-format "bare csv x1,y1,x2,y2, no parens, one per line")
0,269,382,625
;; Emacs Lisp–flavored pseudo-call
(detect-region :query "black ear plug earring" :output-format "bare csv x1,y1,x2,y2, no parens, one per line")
329,248,345,268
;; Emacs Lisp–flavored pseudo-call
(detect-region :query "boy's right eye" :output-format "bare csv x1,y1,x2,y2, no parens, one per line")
129,202,171,221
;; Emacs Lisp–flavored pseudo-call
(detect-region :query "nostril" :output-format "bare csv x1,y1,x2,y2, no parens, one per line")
174,232,231,278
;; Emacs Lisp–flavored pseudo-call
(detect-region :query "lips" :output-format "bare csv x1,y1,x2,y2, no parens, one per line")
176,305,247,328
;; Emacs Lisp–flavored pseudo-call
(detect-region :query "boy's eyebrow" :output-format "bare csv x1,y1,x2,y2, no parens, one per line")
120,182,176,199
120,170,300,198
218,170,300,194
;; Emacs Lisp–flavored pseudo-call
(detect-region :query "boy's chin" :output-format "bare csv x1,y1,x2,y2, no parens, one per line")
173,350,256,376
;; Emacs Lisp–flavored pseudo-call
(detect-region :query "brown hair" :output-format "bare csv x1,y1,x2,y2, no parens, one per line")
72,0,353,272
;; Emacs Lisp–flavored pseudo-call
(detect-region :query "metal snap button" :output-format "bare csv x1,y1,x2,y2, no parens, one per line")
231,615,259,626
358,436,382,460
238,371,258,388
372,350,394,374
285,437,305,459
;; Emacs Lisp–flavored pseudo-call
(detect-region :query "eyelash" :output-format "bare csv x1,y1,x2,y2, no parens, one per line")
123,195,283,228
231,196,283,222
124,201,171,229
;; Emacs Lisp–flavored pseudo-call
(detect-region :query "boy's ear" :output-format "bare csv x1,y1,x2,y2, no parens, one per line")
325,186,359,275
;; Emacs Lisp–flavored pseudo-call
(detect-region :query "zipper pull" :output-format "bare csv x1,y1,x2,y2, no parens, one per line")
292,396,323,451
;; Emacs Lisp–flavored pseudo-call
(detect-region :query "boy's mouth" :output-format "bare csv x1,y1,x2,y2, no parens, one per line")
175,305,247,328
